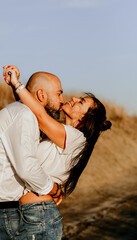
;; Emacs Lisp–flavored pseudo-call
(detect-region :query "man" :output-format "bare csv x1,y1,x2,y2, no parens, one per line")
0,66,64,239
26,71,64,140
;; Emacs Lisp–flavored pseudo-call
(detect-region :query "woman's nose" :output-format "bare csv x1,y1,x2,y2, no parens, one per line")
72,97,80,102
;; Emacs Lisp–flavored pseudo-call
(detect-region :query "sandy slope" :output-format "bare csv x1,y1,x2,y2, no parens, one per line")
59,99,137,239
0,81,137,239
61,170,137,239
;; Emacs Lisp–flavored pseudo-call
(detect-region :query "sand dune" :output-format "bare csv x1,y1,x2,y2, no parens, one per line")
0,81,137,239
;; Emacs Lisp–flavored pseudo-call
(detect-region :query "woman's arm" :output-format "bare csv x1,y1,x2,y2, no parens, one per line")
11,85,20,101
3,65,20,101
3,67,66,149
19,88,66,148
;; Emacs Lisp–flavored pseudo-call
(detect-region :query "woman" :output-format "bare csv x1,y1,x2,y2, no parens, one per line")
3,66,112,198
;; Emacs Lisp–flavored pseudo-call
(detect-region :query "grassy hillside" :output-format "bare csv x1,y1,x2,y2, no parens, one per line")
0,80,137,192
0,81,15,110
1,80,137,239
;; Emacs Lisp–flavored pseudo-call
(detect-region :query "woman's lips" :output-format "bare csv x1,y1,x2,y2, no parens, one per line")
61,102,72,110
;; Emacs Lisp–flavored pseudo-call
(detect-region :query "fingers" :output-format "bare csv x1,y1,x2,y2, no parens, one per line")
3,67,11,85
3,66,14,83
3,67,19,86
11,65,20,79
3,66,7,78
56,195,63,206
53,194,63,206
3,65,20,80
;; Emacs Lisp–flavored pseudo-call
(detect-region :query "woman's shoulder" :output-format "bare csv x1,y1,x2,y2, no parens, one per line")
63,124,83,135
63,124,86,145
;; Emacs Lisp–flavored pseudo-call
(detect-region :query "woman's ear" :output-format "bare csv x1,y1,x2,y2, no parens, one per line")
36,89,47,105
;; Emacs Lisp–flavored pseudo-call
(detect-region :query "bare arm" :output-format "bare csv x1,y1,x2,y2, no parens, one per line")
3,67,66,149
19,88,66,148
11,85,20,101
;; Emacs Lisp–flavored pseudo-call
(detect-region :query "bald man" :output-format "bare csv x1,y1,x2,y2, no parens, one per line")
0,67,64,239
26,72,64,140
26,72,64,120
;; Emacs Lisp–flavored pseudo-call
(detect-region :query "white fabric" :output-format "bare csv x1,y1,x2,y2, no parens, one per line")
37,125,86,184
0,102,53,201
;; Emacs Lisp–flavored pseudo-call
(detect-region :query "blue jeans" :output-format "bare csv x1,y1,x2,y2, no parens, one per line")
0,207,26,239
20,201,63,240
0,201,62,240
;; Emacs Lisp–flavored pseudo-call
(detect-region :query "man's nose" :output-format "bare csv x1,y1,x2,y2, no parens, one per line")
60,95,64,104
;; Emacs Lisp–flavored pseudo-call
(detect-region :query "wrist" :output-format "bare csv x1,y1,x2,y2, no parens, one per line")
49,183,61,198
15,84,25,94
14,81,21,89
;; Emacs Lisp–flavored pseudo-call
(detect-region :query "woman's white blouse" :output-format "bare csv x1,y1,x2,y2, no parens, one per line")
37,125,86,184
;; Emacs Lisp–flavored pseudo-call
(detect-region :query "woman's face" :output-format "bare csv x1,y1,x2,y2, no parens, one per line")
61,96,95,122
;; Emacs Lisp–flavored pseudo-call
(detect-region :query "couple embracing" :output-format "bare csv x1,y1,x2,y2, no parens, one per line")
0,65,111,239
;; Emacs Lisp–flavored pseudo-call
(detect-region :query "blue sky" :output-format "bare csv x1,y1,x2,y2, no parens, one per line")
0,0,137,114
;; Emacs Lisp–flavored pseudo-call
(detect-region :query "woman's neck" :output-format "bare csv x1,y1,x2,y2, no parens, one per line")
65,116,77,128
65,117,72,126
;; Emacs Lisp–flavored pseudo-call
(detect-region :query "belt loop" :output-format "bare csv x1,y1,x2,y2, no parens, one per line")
42,202,47,210
19,201,21,210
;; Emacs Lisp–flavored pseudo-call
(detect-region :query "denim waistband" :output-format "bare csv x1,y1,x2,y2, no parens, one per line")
20,200,57,211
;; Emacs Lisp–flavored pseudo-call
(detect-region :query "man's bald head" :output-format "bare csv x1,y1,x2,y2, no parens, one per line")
26,72,60,96
26,71,64,118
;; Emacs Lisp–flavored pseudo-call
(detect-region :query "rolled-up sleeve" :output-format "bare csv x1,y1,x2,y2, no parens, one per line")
1,108,53,195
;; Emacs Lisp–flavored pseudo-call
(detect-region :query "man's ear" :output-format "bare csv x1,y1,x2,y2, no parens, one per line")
36,89,47,104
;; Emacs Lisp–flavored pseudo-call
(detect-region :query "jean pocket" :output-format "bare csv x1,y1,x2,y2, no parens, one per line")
5,209,21,237
8,217,21,236
21,208,44,225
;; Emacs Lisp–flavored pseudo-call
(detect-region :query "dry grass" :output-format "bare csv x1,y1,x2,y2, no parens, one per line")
0,81,15,110
0,80,137,194
60,94,137,197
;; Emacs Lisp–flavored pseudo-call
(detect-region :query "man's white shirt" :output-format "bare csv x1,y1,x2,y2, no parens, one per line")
0,101,53,201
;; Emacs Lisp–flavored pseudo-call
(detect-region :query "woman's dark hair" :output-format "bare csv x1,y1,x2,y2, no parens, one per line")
62,93,112,196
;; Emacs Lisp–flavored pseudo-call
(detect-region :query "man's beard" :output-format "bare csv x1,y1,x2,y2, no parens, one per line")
45,107,60,120
40,106,60,141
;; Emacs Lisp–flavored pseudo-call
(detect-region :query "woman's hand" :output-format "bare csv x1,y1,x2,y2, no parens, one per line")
3,65,20,86
53,194,63,206
48,182,64,206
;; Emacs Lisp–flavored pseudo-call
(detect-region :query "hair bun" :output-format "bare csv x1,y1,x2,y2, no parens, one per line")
101,120,112,131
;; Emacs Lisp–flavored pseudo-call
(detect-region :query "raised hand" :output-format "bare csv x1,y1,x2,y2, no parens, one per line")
3,65,20,86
